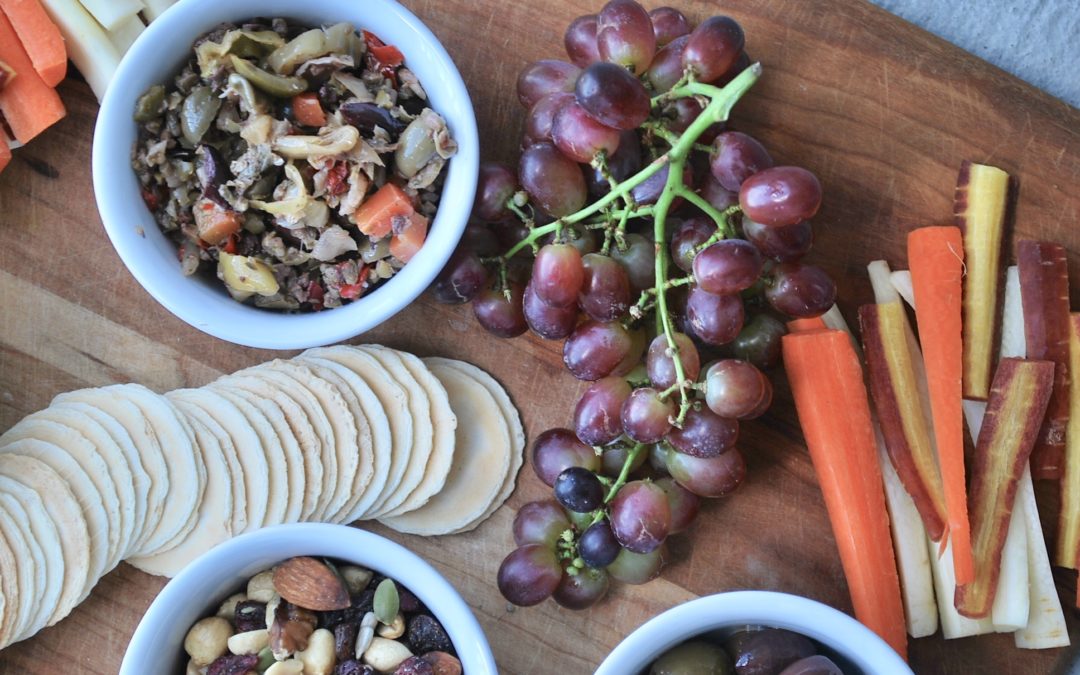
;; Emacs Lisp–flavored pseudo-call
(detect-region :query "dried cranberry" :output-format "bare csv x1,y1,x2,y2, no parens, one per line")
333,659,375,675
397,586,422,613
407,614,453,655
393,656,434,675
233,600,266,632
334,621,359,662
207,653,258,675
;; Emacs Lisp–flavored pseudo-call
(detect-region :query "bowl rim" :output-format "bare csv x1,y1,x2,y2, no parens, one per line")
595,590,913,675
92,0,479,350
119,523,497,674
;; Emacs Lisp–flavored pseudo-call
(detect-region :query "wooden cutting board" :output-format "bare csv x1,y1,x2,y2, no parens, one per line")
1,0,1078,672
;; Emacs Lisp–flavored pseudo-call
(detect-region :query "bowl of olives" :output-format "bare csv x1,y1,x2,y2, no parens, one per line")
595,591,912,675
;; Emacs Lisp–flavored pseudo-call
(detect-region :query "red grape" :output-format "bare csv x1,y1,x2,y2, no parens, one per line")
532,243,584,308
621,387,674,443
686,285,744,345
574,376,632,446
524,92,574,146
473,284,527,338
579,253,631,321
563,320,641,381
665,95,704,133
520,142,587,217
631,161,692,205
565,15,602,68
646,333,701,390
554,466,605,513
553,567,609,609
606,545,665,584
532,428,601,486
713,50,752,86
682,16,745,82
552,101,622,164
516,59,581,109
765,263,836,318
656,476,700,533
473,162,519,222
670,216,715,273
497,544,563,606
649,441,672,473
664,406,738,457
699,172,739,212
523,281,578,340
693,239,764,295
462,223,500,257
649,7,691,46
666,447,746,497
646,35,688,93
739,166,822,226
705,359,772,419
609,232,655,293
732,314,787,369
431,248,488,304
743,217,813,262
710,132,773,191
587,130,642,196
597,0,656,74
574,62,651,131
601,442,648,477
513,500,572,548
579,519,621,567
609,481,670,553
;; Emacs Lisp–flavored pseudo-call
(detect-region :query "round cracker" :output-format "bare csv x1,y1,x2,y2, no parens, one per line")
0,454,89,627
379,361,511,535
168,389,268,532
0,505,14,648
126,414,234,577
0,500,34,644
373,349,458,519
0,493,48,643
433,359,525,533
0,483,61,643
50,388,168,554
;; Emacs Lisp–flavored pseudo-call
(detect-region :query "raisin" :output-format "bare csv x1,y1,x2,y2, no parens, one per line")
319,589,375,629
233,600,266,632
333,659,375,675
407,614,453,655
334,621,360,662
207,653,258,675
397,586,422,613
392,656,434,675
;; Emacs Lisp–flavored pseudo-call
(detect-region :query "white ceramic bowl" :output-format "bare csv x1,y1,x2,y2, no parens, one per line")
93,0,479,349
120,523,496,673
596,591,912,675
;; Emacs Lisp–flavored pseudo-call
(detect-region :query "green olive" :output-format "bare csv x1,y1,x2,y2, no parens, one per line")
180,85,221,145
218,252,280,297
266,29,326,74
322,23,355,58
394,117,437,178
650,641,733,675
133,84,166,122
229,55,307,98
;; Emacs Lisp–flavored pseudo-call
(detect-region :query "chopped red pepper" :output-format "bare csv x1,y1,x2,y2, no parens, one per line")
362,30,404,84
222,234,238,255
141,187,161,212
324,161,349,197
307,281,325,310
291,93,327,128
339,283,365,300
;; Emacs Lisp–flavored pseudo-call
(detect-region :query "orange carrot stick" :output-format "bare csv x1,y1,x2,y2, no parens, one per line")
783,328,908,660
787,316,826,333
0,0,66,87
0,134,10,173
0,9,64,143
908,226,973,585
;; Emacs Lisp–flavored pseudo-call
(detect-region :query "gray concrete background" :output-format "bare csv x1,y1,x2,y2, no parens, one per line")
870,0,1079,108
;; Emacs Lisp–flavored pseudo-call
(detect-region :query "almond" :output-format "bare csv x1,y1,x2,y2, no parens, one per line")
272,557,350,611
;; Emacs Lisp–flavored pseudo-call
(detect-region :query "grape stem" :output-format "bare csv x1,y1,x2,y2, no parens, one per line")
587,442,647,527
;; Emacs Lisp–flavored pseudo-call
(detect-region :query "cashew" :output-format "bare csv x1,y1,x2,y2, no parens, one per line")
265,660,305,675
184,616,232,666
295,628,335,675
216,593,248,621
185,660,206,675
362,637,413,672
265,594,281,629
375,613,405,639
339,566,372,594
228,628,269,655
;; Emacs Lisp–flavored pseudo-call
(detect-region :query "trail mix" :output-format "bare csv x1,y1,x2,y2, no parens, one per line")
132,18,455,312
182,557,460,674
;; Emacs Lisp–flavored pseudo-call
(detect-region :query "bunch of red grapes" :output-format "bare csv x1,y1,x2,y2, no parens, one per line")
430,0,836,610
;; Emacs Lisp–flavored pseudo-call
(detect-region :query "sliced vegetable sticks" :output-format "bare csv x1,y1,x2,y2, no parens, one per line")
1057,313,1080,569
0,135,9,173
908,226,972,584
0,0,67,86
0,8,64,143
783,328,907,660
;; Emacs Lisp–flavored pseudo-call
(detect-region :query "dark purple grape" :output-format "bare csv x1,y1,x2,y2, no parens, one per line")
686,286,744,345
497,545,562,606
710,132,773,191
579,253,631,322
516,59,581,109
474,162,518,222
554,467,605,513
520,142,587,217
739,166,823,226
473,284,527,338
574,62,651,131
574,376,632,446
565,15,602,68
649,442,672,473
732,314,787,369
665,406,738,457
646,35,688,93
532,243,584,308
587,131,642,199
552,101,622,163
705,359,772,419
523,281,578,340
597,0,656,74
553,567,609,609
778,655,844,675
338,101,405,137
462,223,500,257
631,162,692,205
614,326,647,376
606,545,665,584
563,320,638,381
578,519,621,567
621,387,674,443
600,442,648,477
670,217,715,273
656,476,700,534
699,173,739,212
682,16,744,82
492,220,532,257
430,248,488,304
693,239,763,295
609,481,670,553
649,7,691,46
666,447,746,497
714,50,752,86
553,227,600,257
524,92,574,146
666,96,703,133
646,333,701,390
743,218,813,263
513,500,572,548
609,232,655,293
731,628,817,674
532,428,601,486
765,263,836,318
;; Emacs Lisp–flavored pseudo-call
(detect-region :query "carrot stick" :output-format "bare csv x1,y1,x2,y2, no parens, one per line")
0,9,63,143
787,316,826,333
0,0,67,86
783,328,908,660
908,226,973,585
0,133,10,173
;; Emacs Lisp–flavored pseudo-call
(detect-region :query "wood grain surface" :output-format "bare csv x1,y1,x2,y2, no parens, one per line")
1,0,1079,673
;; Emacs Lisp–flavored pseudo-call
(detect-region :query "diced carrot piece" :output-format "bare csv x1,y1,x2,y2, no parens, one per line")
0,10,63,142
193,198,242,246
0,0,66,87
292,92,326,128
389,212,428,263
352,182,413,239
0,58,14,90
787,316,826,333
0,134,10,173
